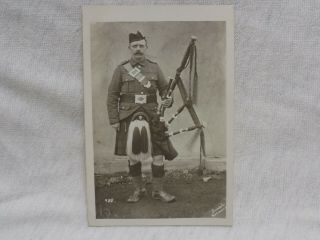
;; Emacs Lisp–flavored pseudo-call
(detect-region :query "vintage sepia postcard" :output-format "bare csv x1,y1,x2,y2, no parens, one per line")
83,5,234,226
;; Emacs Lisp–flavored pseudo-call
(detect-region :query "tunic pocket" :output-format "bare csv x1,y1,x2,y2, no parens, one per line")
122,73,136,93
144,72,158,81
143,72,158,92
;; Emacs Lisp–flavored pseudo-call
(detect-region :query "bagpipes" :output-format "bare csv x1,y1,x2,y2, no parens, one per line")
157,36,207,171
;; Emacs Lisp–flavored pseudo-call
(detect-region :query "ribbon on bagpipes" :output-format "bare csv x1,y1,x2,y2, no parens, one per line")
188,38,198,104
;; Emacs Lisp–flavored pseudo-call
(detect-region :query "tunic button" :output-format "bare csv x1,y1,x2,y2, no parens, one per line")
141,92,143,94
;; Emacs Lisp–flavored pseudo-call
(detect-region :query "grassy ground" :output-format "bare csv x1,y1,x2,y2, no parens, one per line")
95,168,226,219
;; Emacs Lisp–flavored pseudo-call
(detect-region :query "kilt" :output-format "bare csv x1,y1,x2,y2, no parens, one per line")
114,115,162,156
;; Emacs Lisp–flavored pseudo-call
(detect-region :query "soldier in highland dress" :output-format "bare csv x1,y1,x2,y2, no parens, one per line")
107,31,176,203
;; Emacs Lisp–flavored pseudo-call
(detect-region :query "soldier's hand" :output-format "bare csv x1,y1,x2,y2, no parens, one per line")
162,96,173,108
111,123,120,131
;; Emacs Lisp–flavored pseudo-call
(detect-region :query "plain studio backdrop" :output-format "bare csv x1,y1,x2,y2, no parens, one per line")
91,22,226,173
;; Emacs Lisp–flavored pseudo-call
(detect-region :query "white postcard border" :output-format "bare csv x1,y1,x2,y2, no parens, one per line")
83,5,234,226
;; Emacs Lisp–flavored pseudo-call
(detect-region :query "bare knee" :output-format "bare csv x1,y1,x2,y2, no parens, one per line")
152,155,164,166
129,158,140,166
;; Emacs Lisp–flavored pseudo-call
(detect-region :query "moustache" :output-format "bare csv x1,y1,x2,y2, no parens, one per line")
134,51,143,55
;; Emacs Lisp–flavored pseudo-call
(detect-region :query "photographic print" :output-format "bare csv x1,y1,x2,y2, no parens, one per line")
83,5,234,226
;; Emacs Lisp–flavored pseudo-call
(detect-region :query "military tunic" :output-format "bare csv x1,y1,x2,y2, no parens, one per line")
107,57,168,156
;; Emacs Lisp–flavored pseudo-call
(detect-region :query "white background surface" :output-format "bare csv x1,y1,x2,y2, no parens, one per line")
1,1,319,239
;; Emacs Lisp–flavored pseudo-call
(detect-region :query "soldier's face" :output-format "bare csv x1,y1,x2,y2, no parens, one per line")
129,39,147,60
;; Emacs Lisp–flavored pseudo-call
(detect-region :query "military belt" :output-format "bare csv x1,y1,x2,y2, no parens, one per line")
120,94,157,104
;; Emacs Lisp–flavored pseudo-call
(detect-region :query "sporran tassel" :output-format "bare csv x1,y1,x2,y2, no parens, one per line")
126,119,152,162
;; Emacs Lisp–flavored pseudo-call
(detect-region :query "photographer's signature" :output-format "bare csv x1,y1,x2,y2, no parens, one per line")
211,203,225,217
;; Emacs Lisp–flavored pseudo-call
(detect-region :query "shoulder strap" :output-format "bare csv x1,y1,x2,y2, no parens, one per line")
120,60,130,65
147,58,157,64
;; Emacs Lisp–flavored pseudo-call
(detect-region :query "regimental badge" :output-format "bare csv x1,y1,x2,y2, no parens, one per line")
125,64,151,88
128,67,140,78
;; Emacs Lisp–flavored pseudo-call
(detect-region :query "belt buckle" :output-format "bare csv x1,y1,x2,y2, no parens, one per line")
135,94,147,104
